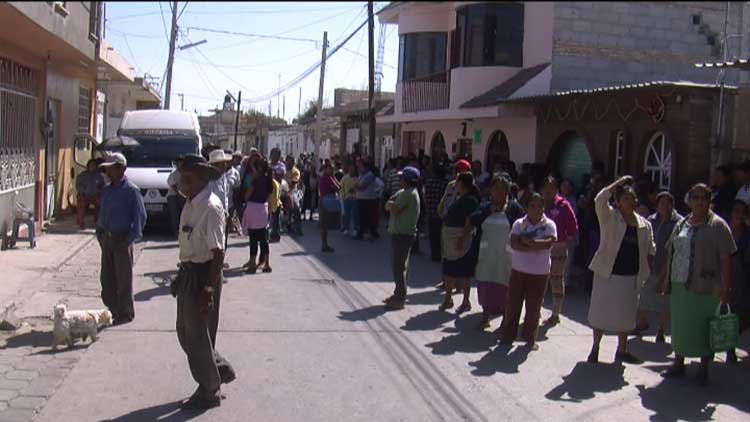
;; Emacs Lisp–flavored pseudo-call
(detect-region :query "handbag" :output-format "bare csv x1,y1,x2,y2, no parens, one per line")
709,303,739,353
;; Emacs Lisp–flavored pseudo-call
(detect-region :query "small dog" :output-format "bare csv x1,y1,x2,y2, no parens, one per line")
51,304,113,350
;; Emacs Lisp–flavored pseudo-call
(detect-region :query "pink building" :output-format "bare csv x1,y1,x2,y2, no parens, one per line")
376,1,553,172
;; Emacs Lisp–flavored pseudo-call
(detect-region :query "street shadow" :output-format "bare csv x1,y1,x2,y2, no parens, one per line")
2,329,54,349
545,361,627,403
424,313,498,357
338,305,388,322
223,268,248,279
636,361,750,421
144,270,177,286
281,251,310,257
404,289,444,306
401,309,456,331
134,285,171,302
468,343,532,376
142,243,179,251
101,400,207,422
625,337,673,364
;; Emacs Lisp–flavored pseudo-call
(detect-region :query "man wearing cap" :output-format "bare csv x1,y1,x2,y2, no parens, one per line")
383,166,421,310
171,154,235,409
96,152,147,326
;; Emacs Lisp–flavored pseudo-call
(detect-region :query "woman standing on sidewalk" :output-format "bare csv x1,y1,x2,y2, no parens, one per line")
587,176,655,365
541,176,579,328
660,184,736,385
340,162,360,237
500,193,557,349
634,191,681,342
242,158,274,274
318,162,341,253
439,173,481,313
470,175,524,330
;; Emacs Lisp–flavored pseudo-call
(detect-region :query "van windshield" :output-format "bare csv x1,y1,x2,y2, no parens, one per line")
103,136,199,168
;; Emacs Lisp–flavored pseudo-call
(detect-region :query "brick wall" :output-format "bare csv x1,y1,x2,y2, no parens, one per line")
551,2,747,91
535,88,717,201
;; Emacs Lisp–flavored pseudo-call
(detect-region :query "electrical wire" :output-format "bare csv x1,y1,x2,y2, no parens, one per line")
183,27,319,44
121,34,142,75
178,4,362,16
158,2,171,45
106,11,162,21
177,2,189,20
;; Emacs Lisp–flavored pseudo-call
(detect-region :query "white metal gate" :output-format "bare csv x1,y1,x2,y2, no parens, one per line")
0,57,37,194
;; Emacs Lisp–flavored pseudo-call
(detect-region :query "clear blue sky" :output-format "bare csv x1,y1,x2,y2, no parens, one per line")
104,1,399,122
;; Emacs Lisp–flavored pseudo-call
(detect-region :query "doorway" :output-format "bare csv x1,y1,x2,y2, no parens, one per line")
485,130,510,173
45,99,60,220
552,131,592,191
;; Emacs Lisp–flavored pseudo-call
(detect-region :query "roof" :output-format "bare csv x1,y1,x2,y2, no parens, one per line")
694,58,750,71
503,80,736,103
119,110,199,133
377,102,394,117
460,63,550,109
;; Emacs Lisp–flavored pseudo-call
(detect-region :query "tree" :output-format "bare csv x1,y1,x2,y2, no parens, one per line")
293,101,317,125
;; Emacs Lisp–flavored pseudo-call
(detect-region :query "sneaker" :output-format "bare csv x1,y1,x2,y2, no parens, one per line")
615,351,643,365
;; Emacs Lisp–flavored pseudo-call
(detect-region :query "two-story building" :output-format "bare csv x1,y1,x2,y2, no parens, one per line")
0,1,103,241
377,2,750,197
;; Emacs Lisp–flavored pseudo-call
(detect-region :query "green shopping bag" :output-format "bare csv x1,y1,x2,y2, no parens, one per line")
709,304,739,353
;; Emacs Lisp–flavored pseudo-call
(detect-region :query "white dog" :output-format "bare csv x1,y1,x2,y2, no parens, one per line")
51,304,113,350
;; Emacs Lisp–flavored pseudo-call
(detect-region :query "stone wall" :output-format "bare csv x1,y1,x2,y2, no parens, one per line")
551,2,749,91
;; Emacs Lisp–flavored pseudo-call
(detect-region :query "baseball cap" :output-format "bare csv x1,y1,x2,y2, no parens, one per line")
455,159,471,173
99,152,127,167
398,166,420,182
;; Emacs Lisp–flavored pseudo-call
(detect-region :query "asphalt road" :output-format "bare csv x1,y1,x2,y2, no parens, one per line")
32,221,750,422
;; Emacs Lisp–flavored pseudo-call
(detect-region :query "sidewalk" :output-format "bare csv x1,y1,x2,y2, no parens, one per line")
0,216,97,322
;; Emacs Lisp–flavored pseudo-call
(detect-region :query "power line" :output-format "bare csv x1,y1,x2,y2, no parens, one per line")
121,34,142,75
177,1,189,20
158,2,171,45
107,11,162,21
183,26,319,44
178,4,362,16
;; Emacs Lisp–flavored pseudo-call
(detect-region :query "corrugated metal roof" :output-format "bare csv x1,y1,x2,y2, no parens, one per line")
502,80,736,103
694,59,750,70
460,63,550,109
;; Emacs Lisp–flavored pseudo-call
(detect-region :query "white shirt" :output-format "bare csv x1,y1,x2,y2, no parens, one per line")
209,173,228,213
179,186,225,263
509,215,558,275
737,184,750,205
226,167,240,208
167,169,181,197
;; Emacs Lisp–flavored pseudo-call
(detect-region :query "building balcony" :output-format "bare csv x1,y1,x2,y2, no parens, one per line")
402,72,449,113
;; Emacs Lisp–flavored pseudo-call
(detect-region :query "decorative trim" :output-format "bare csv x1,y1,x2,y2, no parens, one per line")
542,91,674,124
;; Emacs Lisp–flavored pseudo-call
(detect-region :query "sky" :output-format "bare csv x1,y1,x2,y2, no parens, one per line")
103,1,399,122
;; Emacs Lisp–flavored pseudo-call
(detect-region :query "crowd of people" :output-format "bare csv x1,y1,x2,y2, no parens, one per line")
84,144,750,407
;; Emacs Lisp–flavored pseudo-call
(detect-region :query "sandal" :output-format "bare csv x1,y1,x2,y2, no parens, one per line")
456,302,472,314
439,298,454,311
245,264,257,274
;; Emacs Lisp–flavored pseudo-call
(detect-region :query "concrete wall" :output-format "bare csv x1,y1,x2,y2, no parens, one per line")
400,115,537,166
551,2,748,91
9,1,96,60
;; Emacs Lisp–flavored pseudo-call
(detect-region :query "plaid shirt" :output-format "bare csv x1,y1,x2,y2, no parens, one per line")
424,176,449,219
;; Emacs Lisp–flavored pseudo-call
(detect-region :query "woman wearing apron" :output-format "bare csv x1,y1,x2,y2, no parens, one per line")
471,176,525,330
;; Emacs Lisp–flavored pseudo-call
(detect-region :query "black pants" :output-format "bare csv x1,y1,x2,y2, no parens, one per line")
248,228,269,261
167,195,185,237
391,234,415,299
428,217,442,262
97,231,134,321
356,199,379,238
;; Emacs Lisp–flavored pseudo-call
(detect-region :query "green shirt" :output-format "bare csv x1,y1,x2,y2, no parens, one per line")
388,188,420,235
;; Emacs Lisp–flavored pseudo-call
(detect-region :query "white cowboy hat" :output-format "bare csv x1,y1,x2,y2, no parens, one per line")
208,149,232,164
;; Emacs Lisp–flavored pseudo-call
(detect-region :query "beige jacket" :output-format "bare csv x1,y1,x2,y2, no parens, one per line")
589,189,655,286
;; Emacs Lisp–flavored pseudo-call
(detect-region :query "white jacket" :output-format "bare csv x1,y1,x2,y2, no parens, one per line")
589,189,655,287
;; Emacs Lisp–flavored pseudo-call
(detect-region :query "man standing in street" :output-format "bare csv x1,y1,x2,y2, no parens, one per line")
97,153,146,326
383,166,421,310
76,158,105,230
172,154,235,410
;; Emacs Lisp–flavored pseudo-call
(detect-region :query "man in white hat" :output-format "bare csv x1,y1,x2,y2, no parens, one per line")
96,152,147,325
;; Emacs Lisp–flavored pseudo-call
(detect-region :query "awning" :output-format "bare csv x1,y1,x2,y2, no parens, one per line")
694,59,750,71
460,63,550,108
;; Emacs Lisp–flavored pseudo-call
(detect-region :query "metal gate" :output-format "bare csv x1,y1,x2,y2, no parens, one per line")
0,57,38,194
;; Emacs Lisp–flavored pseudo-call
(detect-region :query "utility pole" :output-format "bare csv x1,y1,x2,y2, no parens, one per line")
233,90,242,152
282,95,286,122
368,1,376,160
164,0,178,109
277,74,281,119
177,93,184,111
314,31,328,161
298,86,302,118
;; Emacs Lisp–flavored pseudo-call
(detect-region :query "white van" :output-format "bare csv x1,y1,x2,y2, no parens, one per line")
74,110,202,216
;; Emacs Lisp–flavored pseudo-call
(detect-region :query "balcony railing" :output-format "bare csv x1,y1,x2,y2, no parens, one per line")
402,72,449,113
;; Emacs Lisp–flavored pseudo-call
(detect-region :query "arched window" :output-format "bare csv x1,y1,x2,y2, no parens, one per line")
430,131,446,159
644,132,672,190
613,131,626,178
486,130,510,173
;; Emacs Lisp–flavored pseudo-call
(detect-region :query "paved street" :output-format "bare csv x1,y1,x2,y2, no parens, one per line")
0,221,748,422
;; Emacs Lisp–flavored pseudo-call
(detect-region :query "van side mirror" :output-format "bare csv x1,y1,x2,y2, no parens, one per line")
73,134,96,168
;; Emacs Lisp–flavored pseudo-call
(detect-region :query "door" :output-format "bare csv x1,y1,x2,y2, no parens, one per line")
554,131,592,191
430,131,446,159
486,130,510,173
45,99,60,219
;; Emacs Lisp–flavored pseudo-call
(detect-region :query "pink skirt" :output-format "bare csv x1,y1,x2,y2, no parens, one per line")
242,201,269,232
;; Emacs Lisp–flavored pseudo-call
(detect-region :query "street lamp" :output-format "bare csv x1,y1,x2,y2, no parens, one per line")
178,39,207,51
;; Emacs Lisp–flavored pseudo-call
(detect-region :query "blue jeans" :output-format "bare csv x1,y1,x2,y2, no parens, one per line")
343,199,359,233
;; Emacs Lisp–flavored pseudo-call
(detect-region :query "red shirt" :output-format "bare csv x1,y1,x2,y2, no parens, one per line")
545,195,579,242
319,175,338,197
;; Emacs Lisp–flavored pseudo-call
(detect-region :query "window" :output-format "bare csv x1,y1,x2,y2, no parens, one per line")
457,3,524,67
613,131,626,178
88,2,100,42
398,32,447,81
78,87,91,134
644,132,672,190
